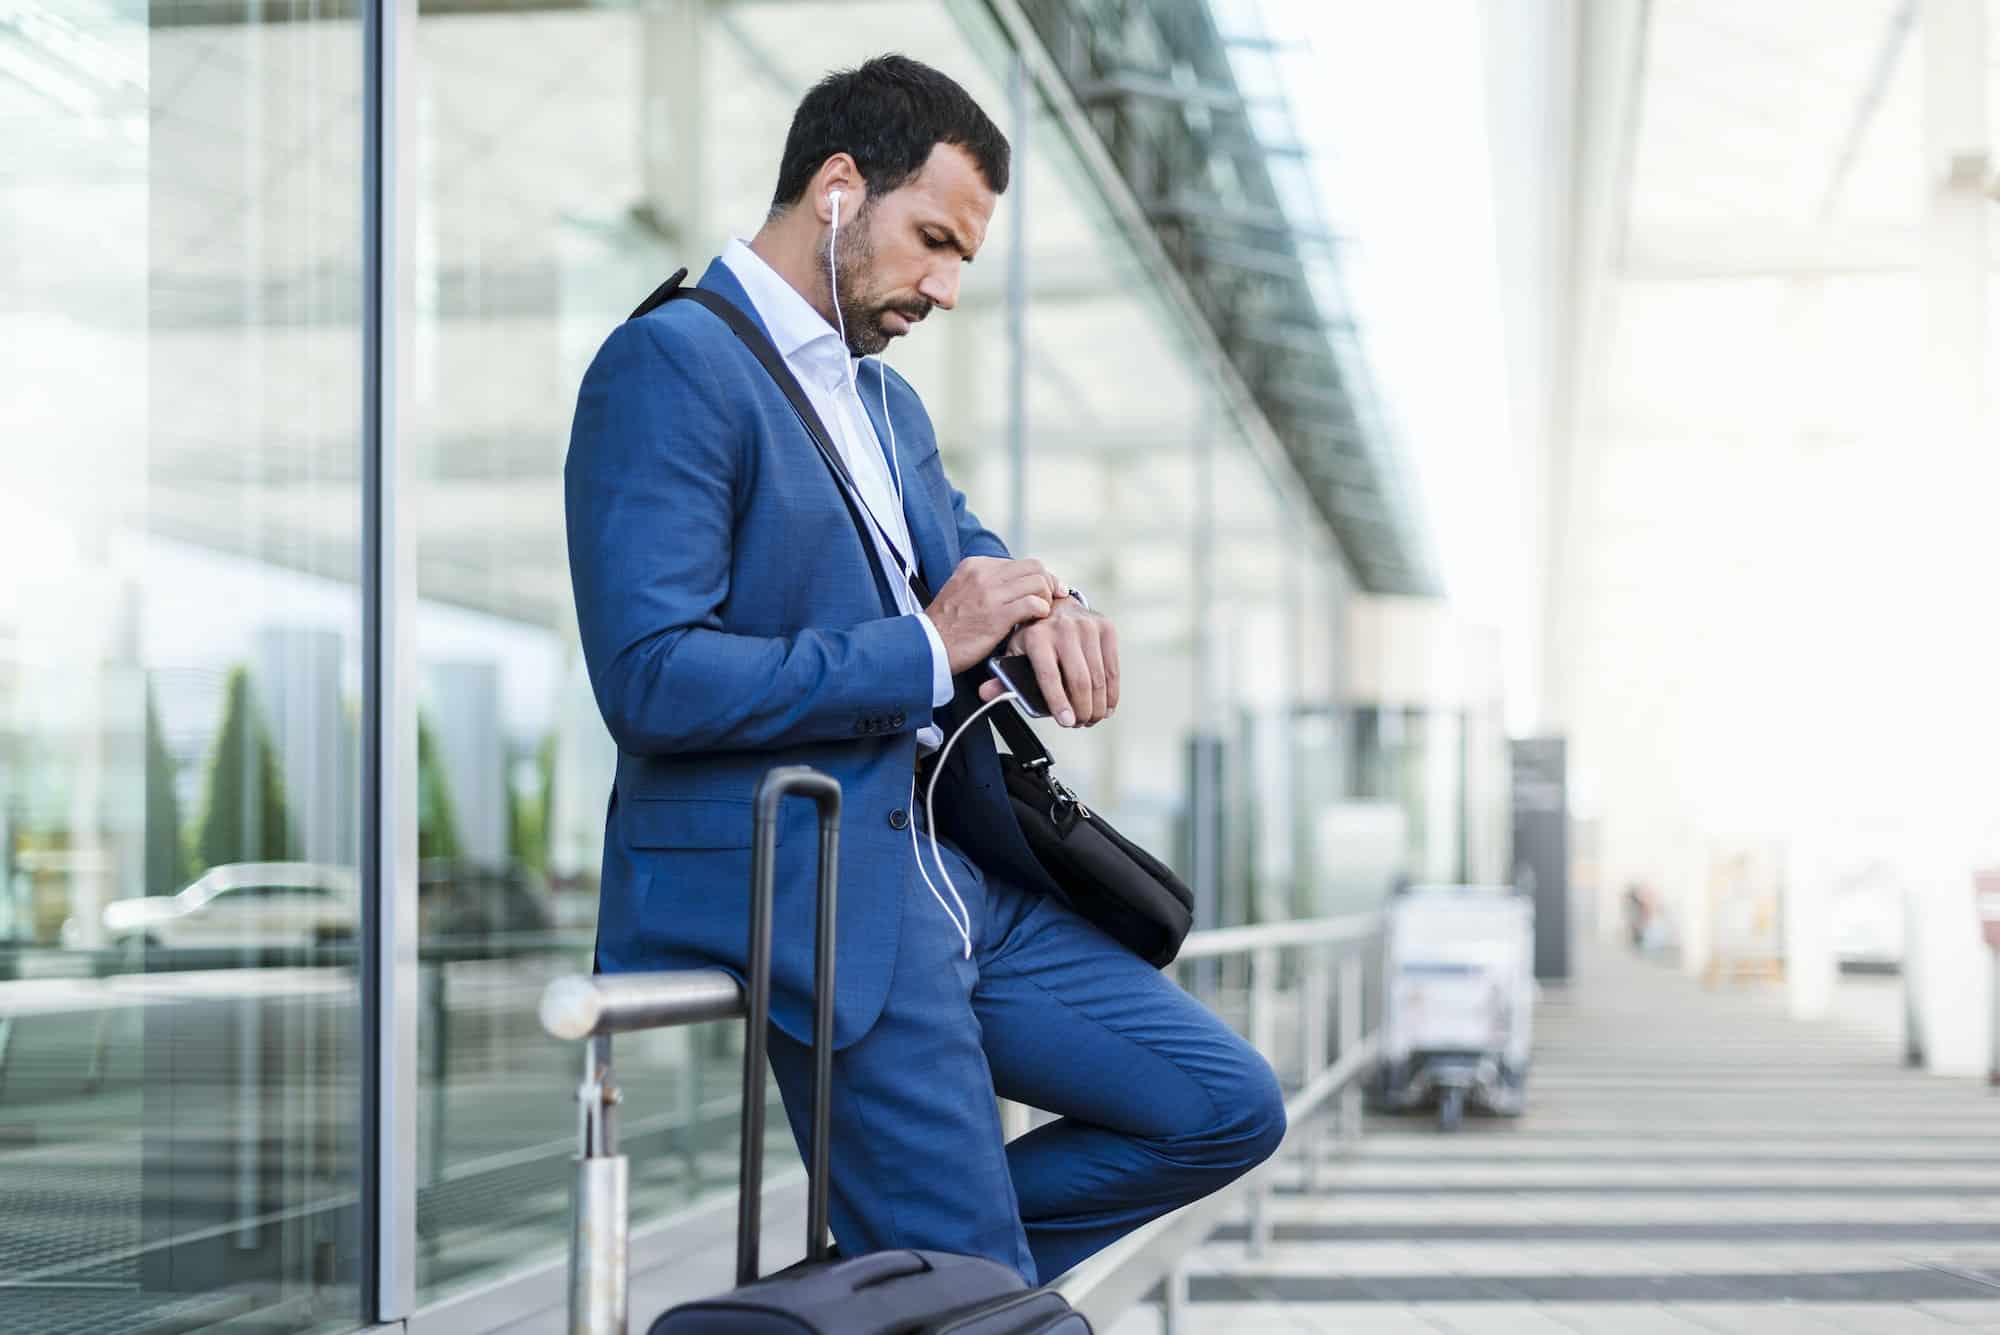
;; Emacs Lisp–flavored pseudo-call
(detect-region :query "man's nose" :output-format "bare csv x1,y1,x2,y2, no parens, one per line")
919,265,959,312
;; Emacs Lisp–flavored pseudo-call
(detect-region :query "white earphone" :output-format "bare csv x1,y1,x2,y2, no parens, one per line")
826,178,973,953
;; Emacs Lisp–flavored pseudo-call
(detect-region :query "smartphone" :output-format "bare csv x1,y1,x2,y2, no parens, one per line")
986,653,1050,718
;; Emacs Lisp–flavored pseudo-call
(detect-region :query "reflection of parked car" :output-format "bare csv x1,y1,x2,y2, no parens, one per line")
417,861,556,943
89,862,357,949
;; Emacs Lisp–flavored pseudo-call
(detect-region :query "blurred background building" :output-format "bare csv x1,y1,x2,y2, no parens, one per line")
1,0,1995,1330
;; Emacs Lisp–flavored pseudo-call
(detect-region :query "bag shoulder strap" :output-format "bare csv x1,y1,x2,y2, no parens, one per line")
988,695,1053,767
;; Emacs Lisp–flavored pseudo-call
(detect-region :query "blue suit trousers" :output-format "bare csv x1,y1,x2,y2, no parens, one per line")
764,824,1287,1285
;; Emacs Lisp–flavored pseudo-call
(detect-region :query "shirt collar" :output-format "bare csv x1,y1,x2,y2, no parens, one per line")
720,238,851,389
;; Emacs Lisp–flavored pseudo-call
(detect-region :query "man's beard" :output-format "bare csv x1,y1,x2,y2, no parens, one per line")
831,208,930,357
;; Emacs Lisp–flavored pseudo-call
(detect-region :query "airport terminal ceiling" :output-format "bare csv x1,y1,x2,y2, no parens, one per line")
83,0,1436,631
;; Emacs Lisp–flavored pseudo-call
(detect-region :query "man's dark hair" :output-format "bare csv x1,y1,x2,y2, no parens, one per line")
770,54,1010,215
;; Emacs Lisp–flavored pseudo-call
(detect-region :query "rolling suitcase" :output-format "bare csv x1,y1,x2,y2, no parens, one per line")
646,765,1088,1334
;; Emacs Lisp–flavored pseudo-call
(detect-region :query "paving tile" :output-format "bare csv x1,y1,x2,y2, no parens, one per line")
1111,1300,1448,1334
1914,1302,2000,1327
1527,1305,1717,1333
1659,1303,1856,1332
1409,1301,1585,1333
1803,1303,1974,1333
1104,1306,1161,1335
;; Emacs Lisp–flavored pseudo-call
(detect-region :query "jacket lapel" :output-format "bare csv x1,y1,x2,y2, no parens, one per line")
855,359,953,595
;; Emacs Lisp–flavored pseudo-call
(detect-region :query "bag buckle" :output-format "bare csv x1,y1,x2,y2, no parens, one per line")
1050,776,1091,822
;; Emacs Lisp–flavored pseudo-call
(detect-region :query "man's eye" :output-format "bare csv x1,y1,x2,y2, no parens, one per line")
923,233,948,249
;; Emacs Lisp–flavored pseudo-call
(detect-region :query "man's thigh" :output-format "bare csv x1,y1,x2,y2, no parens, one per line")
973,887,1273,1144
763,869,1034,1280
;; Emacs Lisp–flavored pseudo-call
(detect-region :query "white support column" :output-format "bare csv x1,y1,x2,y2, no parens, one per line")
1907,0,1992,1078
640,0,707,245
1006,52,1030,552
426,661,506,866
1541,0,1644,740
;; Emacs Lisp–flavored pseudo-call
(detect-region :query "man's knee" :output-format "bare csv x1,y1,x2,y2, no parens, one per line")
1220,1047,1289,1171
1177,1043,1286,1185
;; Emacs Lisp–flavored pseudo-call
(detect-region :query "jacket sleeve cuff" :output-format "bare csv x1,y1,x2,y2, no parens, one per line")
916,612,956,707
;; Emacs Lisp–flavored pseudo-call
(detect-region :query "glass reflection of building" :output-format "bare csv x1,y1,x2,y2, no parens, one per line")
0,1,1412,1329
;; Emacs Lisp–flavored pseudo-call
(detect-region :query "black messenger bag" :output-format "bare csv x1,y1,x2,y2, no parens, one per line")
629,268,1195,969
986,705,1194,968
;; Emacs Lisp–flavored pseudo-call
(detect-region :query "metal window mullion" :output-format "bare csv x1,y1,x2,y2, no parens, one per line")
1006,50,1029,553
361,0,419,1317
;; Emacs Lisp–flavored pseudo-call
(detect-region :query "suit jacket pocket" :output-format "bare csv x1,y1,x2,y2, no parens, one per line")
623,797,764,849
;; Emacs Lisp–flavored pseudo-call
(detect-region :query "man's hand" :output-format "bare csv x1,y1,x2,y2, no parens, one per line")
978,595,1119,728
926,556,1063,675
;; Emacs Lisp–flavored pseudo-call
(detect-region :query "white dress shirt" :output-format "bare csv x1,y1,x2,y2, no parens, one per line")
720,239,955,751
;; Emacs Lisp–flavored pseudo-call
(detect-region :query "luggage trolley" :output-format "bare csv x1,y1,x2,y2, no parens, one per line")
1370,885,1534,1132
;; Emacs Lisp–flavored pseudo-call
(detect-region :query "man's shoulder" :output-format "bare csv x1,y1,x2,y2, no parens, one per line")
586,297,758,406
622,295,741,358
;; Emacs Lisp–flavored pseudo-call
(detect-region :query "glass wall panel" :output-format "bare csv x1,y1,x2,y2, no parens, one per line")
402,0,711,1303
1292,529,1349,916
1210,440,1292,926
1016,92,1204,879
1,2,362,1330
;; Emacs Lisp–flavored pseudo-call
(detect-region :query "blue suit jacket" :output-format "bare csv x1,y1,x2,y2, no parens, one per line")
565,258,1062,1048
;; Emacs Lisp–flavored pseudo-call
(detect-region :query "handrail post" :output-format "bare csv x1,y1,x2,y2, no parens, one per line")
1245,945,1277,1258
569,1033,627,1335
1161,1257,1189,1335
1249,945,1278,1062
1337,957,1363,1147
1299,945,1329,1194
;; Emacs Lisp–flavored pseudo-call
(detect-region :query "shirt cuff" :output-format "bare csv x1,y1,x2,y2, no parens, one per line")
916,612,956,707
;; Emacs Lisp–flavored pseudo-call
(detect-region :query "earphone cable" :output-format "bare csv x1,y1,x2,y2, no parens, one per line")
909,691,1023,960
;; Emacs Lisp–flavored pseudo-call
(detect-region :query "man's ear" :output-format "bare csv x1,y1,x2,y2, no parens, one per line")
812,154,864,223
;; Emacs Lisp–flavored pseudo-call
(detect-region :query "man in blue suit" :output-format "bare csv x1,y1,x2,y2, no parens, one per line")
565,54,1284,1284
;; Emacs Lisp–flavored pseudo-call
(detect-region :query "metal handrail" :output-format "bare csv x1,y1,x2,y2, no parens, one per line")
1172,911,1378,960
537,912,1381,1335
539,969,743,1040
538,915,1383,1039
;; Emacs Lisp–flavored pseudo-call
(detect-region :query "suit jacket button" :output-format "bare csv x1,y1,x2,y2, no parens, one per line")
891,712,906,728
887,808,909,831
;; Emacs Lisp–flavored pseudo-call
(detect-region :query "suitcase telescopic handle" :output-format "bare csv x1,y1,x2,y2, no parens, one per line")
739,766,842,1288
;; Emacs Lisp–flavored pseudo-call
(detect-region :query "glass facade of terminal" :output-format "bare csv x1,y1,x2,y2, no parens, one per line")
0,0,1357,1328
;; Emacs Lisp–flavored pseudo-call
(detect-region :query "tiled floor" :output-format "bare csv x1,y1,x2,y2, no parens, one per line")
1108,941,2000,1334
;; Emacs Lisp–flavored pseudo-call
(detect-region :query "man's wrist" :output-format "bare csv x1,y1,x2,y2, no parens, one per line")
915,611,956,706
